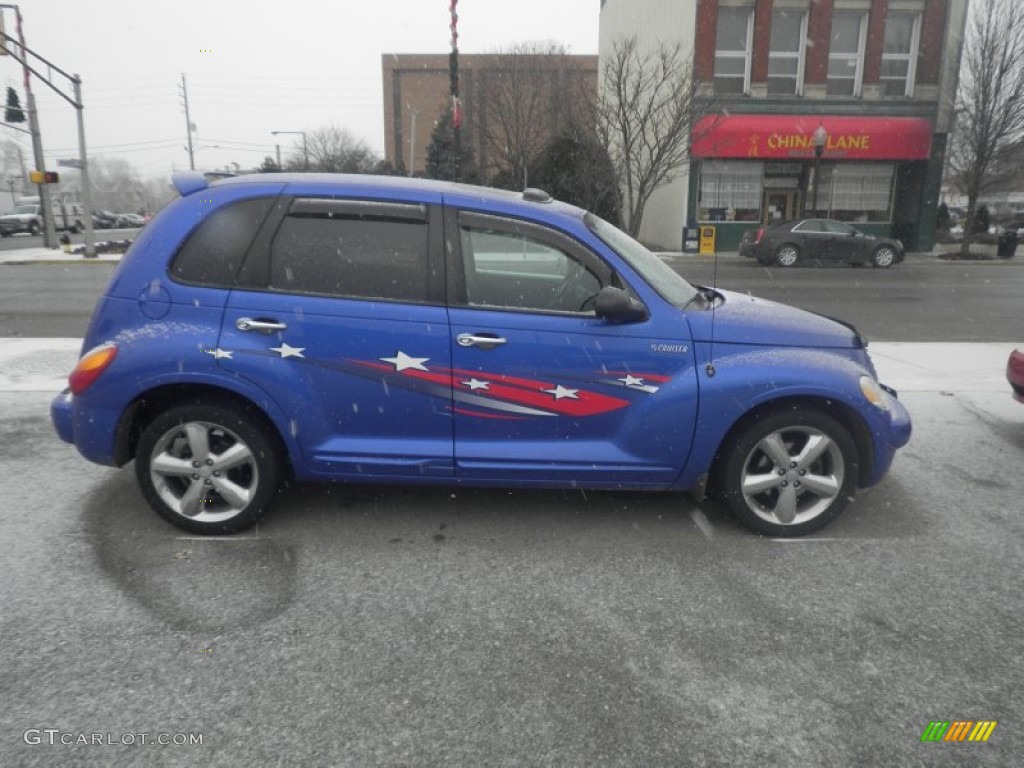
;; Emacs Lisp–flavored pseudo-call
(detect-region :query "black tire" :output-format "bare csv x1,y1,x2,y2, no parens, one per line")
135,402,283,534
29,222,39,236
774,243,800,267
871,246,896,268
70,221,82,234
718,409,859,537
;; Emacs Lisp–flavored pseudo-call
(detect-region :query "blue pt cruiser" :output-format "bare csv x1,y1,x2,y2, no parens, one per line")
52,173,911,537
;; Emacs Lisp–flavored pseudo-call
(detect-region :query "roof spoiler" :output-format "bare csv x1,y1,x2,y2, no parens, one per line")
171,170,238,197
171,171,209,197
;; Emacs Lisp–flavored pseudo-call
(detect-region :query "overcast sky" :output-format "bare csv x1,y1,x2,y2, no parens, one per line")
5,0,599,179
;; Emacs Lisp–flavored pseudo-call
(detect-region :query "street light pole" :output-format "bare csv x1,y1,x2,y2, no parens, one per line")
811,122,828,215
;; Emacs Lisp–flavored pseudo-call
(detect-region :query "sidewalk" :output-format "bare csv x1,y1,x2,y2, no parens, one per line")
0,246,123,265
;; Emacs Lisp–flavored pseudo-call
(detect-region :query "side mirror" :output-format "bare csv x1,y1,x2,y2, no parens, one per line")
594,286,648,324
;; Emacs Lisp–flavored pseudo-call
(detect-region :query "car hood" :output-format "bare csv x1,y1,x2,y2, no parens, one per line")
686,288,863,349
0,213,32,220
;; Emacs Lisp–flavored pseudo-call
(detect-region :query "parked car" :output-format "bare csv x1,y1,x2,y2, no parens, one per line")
1008,349,1024,403
116,213,146,228
92,210,119,229
740,218,905,268
51,172,911,538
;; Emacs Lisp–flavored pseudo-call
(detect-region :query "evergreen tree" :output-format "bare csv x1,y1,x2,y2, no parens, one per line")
425,107,476,183
529,127,622,225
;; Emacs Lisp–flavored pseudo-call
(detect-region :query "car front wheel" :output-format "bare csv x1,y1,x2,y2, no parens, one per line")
135,403,283,534
871,246,896,268
719,410,858,537
775,243,800,267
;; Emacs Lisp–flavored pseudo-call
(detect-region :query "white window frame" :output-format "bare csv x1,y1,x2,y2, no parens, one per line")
714,7,754,96
827,11,868,97
880,12,921,97
768,10,808,96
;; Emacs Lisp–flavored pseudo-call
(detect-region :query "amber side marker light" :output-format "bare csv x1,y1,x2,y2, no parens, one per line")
69,344,118,395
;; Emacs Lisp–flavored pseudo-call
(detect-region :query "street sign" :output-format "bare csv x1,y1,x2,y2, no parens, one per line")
56,158,82,168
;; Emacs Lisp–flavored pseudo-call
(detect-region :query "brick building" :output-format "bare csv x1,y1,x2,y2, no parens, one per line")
382,53,598,179
600,0,969,251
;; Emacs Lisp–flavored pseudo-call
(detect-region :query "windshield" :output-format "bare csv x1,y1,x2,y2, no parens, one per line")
13,205,36,215
585,213,699,308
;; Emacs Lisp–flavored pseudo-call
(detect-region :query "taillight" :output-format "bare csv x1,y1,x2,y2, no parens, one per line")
68,344,118,395
754,227,765,244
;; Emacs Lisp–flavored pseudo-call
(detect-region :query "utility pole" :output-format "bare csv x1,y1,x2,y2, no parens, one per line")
180,73,194,170
0,5,56,247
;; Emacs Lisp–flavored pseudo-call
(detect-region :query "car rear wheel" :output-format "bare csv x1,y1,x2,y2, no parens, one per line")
29,222,39,236
871,246,896,268
718,410,858,537
775,243,800,267
135,403,282,534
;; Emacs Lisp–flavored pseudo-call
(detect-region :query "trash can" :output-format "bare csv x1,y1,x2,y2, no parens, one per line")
997,229,1018,259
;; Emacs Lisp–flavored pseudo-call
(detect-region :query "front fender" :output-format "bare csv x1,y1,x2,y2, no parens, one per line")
676,342,906,490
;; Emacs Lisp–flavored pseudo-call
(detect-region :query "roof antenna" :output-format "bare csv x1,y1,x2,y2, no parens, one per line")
705,228,717,378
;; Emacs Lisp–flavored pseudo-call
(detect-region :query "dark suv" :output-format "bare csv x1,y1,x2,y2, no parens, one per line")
52,172,910,536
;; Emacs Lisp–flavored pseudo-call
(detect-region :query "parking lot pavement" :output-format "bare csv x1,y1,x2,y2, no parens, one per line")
1,341,1021,766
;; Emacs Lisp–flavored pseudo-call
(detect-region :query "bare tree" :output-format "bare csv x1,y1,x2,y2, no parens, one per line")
481,42,581,188
286,125,377,173
947,0,1024,254
597,37,702,238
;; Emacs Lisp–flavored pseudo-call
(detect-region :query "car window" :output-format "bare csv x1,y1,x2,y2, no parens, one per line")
268,201,429,302
459,224,602,313
170,197,276,287
823,220,856,235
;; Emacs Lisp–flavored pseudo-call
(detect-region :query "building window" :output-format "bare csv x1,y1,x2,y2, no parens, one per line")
715,7,753,95
881,12,921,97
699,160,763,221
768,10,807,95
816,163,895,222
827,12,867,96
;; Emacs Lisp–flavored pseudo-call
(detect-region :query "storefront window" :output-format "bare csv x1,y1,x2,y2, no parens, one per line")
715,8,753,95
768,10,806,95
827,12,866,96
815,163,894,222
699,161,763,222
881,13,920,97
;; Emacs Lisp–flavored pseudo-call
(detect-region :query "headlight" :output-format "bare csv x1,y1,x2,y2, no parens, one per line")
859,376,890,411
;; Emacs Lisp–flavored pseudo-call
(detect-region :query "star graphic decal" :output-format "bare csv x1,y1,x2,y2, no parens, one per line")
618,374,646,387
205,348,233,359
380,351,430,372
461,378,490,391
270,343,305,359
542,384,579,400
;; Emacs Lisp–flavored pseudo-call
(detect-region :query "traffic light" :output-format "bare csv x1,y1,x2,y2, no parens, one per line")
29,171,59,184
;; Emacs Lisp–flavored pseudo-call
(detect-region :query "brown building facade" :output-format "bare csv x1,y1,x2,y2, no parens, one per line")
382,53,598,178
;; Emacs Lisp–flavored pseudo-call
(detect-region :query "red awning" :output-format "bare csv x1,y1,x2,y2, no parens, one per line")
691,115,933,160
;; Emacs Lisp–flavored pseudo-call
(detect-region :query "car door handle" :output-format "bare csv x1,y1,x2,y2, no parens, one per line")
456,333,507,348
236,317,288,333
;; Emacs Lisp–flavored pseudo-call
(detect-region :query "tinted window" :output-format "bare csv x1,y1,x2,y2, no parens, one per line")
170,197,275,286
269,206,428,302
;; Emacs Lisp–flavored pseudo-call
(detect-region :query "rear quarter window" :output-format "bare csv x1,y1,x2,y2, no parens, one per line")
170,197,276,287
